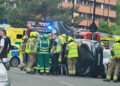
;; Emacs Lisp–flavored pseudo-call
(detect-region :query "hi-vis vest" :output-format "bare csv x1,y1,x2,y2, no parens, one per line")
112,43,120,59
38,39,50,54
67,41,79,58
56,42,61,53
25,38,37,53
59,36,66,45
51,40,61,53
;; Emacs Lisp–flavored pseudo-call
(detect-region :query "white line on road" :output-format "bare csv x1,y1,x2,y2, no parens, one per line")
60,81,74,86
38,75,54,81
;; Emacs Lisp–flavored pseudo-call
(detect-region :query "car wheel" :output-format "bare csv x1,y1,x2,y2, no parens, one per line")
77,62,91,76
10,57,20,67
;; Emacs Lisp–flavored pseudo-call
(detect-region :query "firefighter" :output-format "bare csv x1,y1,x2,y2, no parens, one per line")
66,37,79,75
36,33,50,73
25,31,38,73
105,37,120,82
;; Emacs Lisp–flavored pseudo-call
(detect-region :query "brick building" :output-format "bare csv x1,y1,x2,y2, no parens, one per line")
59,0,117,28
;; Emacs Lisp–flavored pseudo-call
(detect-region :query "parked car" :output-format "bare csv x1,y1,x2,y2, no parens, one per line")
0,62,10,86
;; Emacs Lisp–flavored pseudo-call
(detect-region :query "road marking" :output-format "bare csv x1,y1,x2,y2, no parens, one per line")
60,81,74,86
38,76,53,81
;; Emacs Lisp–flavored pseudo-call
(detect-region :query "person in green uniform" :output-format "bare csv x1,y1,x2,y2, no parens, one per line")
36,33,50,73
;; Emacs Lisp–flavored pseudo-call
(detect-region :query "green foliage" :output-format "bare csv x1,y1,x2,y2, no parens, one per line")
115,0,120,25
98,21,120,35
0,0,63,27
110,24,120,35
0,0,7,19
98,0,120,35
98,21,110,33
0,0,73,27
54,9,72,22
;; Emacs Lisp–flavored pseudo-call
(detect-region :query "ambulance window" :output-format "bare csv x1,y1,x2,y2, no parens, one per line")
16,34,23,39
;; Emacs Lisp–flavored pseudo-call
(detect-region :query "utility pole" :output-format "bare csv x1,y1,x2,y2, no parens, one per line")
71,0,75,24
89,0,97,40
92,0,96,23
107,0,110,23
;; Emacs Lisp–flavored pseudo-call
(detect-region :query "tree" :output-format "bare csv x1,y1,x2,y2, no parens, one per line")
98,21,120,35
0,0,78,26
110,24,120,35
0,0,7,19
7,0,61,26
115,0,120,25
97,0,120,35
98,21,110,33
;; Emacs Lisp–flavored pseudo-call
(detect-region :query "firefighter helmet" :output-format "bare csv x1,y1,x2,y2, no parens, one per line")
30,32,39,38
114,37,120,42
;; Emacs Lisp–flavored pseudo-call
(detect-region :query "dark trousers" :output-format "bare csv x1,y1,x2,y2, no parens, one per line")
94,47,105,77
23,53,29,64
50,53,60,74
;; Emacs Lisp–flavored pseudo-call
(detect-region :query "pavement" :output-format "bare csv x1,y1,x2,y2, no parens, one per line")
8,68,120,86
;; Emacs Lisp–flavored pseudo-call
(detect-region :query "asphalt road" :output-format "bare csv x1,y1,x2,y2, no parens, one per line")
8,68,120,86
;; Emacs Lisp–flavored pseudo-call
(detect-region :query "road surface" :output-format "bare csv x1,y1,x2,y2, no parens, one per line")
8,68,120,86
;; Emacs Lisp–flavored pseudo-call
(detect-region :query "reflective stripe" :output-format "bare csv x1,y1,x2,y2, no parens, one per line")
38,39,50,53
39,51,49,53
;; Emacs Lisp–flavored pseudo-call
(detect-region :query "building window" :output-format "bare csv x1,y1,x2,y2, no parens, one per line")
76,0,89,5
76,0,80,3
68,0,72,2
101,4,104,9
89,1,94,6
80,13,91,19
80,13,85,18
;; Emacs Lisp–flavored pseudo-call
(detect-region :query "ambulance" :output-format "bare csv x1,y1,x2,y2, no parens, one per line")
6,27,26,67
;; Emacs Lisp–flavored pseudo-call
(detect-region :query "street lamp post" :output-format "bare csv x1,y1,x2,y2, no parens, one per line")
89,0,97,40
71,0,75,24
107,0,110,23
92,0,96,23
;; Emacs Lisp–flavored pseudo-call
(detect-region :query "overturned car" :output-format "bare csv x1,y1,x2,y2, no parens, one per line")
76,39,106,77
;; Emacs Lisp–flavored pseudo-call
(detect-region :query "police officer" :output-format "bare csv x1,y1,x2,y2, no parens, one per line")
58,34,68,75
66,37,79,75
105,37,120,82
50,34,61,75
25,32,38,73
